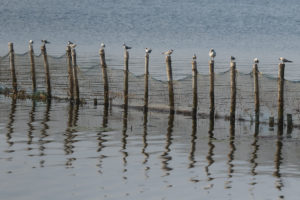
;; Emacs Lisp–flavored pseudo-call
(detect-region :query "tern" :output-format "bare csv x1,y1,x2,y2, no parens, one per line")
123,43,132,50
29,40,34,44
254,58,259,64
68,41,76,48
193,54,197,60
209,49,216,60
279,57,292,63
41,40,50,44
162,49,173,56
101,43,106,49
230,56,235,62
145,48,152,54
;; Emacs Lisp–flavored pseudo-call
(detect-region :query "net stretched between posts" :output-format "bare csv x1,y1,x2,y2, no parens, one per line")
1,51,300,125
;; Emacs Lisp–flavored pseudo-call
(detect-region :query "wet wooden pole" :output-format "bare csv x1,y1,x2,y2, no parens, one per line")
144,52,150,112
71,48,80,104
99,48,109,107
41,44,51,99
123,50,129,107
253,62,260,123
8,42,17,95
166,55,175,113
209,60,215,115
277,63,285,135
230,60,236,126
29,42,36,93
66,46,74,102
192,57,198,118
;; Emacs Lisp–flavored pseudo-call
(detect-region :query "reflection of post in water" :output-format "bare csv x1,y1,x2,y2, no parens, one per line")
205,126,215,181
273,138,284,191
249,123,259,185
122,102,129,179
6,98,17,147
189,116,197,168
142,109,149,165
225,124,236,189
161,113,174,176
27,101,37,146
39,101,51,167
102,103,109,128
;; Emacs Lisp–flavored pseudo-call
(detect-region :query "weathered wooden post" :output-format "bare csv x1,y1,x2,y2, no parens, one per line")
209,60,215,114
66,45,74,102
192,56,198,118
123,49,129,107
230,60,236,126
277,63,285,135
99,48,109,107
165,55,175,113
8,42,17,95
29,41,36,93
41,44,51,99
287,113,293,134
253,61,259,123
144,52,150,112
269,116,275,129
71,48,80,104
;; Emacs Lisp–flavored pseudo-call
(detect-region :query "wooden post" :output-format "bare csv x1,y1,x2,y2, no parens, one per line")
71,48,80,104
8,42,17,95
253,63,259,122
29,42,36,93
209,60,215,114
230,61,236,126
123,50,129,107
66,46,74,102
287,113,293,134
269,116,275,128
41,44,51,99
166,55,175,113
277,63,285,135
99,48,109,107
144,52,149,112
192,58,198,117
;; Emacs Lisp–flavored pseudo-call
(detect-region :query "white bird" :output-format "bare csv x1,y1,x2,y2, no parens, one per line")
41,40,50,44
29,40,34,44
123,43,132,50
209,49,216,60
279,57,292,63
193,54,197,60
145,48,152,54
68,41,76,49
230,56,235,62
162,49,173,56
254,58,259,64
101,43,106,49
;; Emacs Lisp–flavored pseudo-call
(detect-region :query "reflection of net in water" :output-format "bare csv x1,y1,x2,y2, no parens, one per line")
1,51,300,124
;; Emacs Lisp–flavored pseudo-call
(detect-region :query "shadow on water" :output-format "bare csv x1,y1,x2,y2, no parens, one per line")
161,113,174,176
188,116,197,169
6,98,16,147
274,137,284,199
225,122,236,189
122,102,128,180
142,109,149,166
249,122,260,187
205,114,215,182
27,101,36,146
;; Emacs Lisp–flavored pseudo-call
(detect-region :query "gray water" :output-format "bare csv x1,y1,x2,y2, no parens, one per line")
0,0,300,79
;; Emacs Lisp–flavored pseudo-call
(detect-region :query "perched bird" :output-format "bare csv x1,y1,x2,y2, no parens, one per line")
162,49,173,56
230,56,235,61
68,41,73,45
192,54,197,60
145,48,152,54
123,43,131,50
254,58,259,64
101,43,106,49
29,40,34,44
209,48,216,60
41,40,50,44
279,57,292,63
68,41,77,48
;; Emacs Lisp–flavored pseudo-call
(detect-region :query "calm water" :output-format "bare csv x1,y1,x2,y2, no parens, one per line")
1,97,300,199
0,0,300,79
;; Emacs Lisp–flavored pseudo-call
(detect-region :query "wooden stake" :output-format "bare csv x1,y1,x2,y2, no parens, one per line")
8,42,17,95
269,116,275,128
192,58,198,117
253,63,259,122
166,55,174,113
287,113,293,134
71,48,80,104
123,50,129,107
41,44,51,99
277,63,285,135
144,52,149,112
99,48,109,107
230,61,236,126
29,42,36,93
66,46,74,101
209,60,215,113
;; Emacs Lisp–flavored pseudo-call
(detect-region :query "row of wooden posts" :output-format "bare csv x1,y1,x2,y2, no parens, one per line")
6,42,291,134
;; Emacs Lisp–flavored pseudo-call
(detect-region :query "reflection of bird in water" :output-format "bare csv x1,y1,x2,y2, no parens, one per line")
209,48,216,60
279,57,292,63
193,54,196,60
230,56,235,62
29,40,34,44
101,43,106,49
41,40,50,44
122,43,131,50
203,183,214,190
68,41,77,49
145,48,152,54
162,49,173,55
254,58,259,64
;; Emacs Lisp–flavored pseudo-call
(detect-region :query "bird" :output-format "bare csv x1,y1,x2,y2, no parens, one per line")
68,41,77,48
230,56,235,61
193,54,197,60
123,43,132,50
254,58,259,64
29,40,34,44
279,57,292,63
41,40,50,44
209,49,216,60
162,49,173,56
145,48,152,54
101,43,106,49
